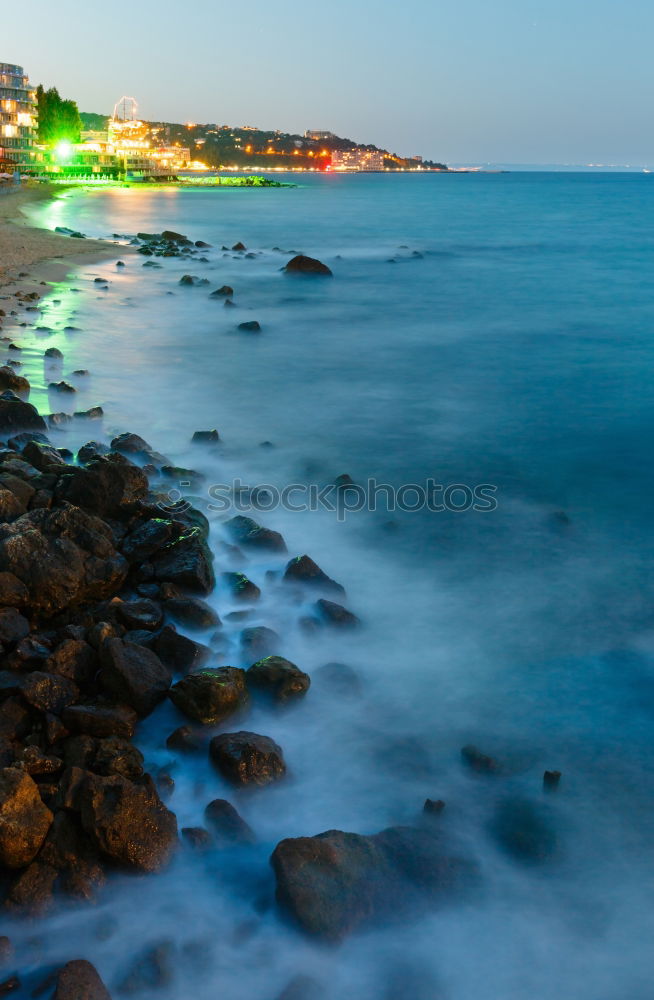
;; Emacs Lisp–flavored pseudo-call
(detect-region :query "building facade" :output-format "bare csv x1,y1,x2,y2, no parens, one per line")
0,63,37,173
331,148,385,171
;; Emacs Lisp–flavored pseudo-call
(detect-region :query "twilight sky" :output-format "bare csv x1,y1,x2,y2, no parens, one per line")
4,0,653,165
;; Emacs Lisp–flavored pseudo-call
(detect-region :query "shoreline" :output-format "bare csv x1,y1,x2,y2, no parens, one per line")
0,183,121,292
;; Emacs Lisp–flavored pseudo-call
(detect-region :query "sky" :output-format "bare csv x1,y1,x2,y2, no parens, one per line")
4,0,654,165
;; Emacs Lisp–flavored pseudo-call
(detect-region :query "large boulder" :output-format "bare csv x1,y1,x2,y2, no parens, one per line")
0,367,30,396
226,515,287,553
71,769,178,872
271,826,474,940
0,768,53,868
246,656,310,703
62,702,138,739
0,506,127,616
169,667,248,724
0,390,46,433
99,638,172,717
151,528,215,593
283,255,333,276
53,959,112,1000
209,731,286,786
204,798,255,846
55,454,148,518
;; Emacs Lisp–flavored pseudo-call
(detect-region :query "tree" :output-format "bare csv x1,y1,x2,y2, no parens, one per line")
36,85,82,145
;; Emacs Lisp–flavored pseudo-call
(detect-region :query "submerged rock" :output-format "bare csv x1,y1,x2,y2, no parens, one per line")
491,797,558,863
314,598,360,628
52,960,112,1000
271,826,474,940
246,656,310,703
240,625,280,660
237,320,261,332
209,731,286,786
222,572,261,602
169,667,249,724
226,515,286,553
284,554,344,595
284,255,333,276
204,798,255,846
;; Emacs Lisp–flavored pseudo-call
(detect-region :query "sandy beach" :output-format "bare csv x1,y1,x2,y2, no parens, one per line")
0,183,115,289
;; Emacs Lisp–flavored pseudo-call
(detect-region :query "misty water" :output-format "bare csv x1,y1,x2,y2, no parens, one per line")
8,172,654,997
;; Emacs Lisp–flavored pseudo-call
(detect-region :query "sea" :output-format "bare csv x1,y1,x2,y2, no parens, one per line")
9,171,654,998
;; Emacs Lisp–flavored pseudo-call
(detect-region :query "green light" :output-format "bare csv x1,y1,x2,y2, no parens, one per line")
55,140,73,163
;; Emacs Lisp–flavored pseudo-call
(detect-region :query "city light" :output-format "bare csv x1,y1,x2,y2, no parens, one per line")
55,140,73,162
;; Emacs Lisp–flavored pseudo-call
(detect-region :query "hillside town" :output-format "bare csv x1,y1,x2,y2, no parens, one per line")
1,61,447,182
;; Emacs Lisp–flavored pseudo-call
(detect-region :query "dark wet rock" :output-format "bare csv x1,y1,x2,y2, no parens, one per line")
77,441,110,465
209,731,286,786
226,515,287,553
237,320,261,332
0,768,53,868
271,825,474,941
247,656,310,703
5,860,57,916
284,255,333,276
72,770,178,872
163,595,219,629
73,406,104,420
0,490,25,524
0,506,127,615
115,599,163,631
48,381,76,393
543,769,561,791
182,826,212,849
21,671,79,714
0,368,29,396
162,230,187,242
152,624,210,673
52,959,112,1000
179,274,209,287
44,347,64,360
491,797,558,863
314,661,362,697
284,555,344,595
21,440,66,471
166,725,206,753
210,285,233,297
0,608,29,645
6,429,49,451
48,638,97,686
0,937,12,965
0,391,46,433
156,772,175,799
62,702,138,739
204,798,255,846
110,432,153,457
0,572,29,608
99,638,172,717
121,518,175,562
424,799,446,815
240,625,280,660
55,454,148,518
151,528,215,593
222,572,260,602
232,242,246,251
191,428,220,444
15,744,62,776
460,744,501,775
63,735,144,781
0,974,20,994
169,667,248,725
315,599,360,628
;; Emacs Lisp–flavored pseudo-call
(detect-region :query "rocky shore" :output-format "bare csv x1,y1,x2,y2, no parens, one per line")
0,212,561,999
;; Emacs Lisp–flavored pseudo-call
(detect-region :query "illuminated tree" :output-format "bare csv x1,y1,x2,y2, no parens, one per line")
36,85,82,145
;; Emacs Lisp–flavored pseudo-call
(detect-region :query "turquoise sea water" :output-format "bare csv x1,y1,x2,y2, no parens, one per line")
8,172,654,997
